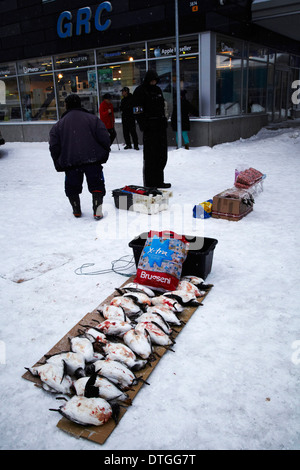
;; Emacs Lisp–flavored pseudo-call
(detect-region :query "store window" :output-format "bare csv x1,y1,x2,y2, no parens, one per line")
18,73,56,121
0,76,21,122
54,51,95,70
245,43,268,113
98,62,146,118
17,57,52,75
0,62,21,121
290,55,300,116
55,68,98,117
148,37,199,118
216,36,243,116
148,56,199,119
97,43,145,64
147,36,198,59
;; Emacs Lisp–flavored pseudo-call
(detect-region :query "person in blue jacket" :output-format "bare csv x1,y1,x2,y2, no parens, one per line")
49,94,111,220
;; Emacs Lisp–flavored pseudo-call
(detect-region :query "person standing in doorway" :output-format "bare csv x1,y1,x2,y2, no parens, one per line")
120,87,139,150
49,94,111,220
99,93,116,145
133,70,171,188
171,90,193,150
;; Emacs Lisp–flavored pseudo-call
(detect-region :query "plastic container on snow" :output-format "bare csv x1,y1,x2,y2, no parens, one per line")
112,186,172,215
128,232,218,280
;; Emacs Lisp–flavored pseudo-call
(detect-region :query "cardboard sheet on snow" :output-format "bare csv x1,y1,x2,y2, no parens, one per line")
22,275,213,445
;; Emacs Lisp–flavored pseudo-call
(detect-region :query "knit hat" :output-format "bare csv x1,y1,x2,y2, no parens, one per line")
65,94,81,110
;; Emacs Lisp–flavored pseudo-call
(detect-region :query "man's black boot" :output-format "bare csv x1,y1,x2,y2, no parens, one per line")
92,192,103,220
68,196,81,218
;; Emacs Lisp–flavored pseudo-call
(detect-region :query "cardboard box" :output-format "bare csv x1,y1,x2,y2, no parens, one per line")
212,188,253,221
22,275,213,445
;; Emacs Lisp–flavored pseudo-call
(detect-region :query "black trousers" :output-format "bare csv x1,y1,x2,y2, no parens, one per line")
64,162,106,199
122,121,138,147
107,128,116,145
143,129,168,187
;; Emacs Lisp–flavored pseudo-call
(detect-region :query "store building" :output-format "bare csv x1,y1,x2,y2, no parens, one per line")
0,0,300,146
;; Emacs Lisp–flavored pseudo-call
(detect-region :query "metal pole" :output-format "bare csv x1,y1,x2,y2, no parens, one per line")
175,0,182,148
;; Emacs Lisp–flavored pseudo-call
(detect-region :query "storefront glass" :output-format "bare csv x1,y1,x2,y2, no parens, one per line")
17,57,52,75
0,76,21,122
148,56,199,119
147,36,199,118
98,61,146,117
55,68,98,117
0,34,298,124
216,36,243,116
18,73,56,121
97,43,145,64
147,36,198,59
245,43,268,114
54,51,95,70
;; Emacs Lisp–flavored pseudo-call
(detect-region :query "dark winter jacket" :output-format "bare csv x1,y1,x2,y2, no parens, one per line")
120,93,135,126
49,108,110,171
132,70,167,133
171,97,193,132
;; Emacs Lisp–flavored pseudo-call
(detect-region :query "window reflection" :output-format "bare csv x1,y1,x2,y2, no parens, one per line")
19,73,56,121
0,77,21,122
98,62,146,118
56,69,98,117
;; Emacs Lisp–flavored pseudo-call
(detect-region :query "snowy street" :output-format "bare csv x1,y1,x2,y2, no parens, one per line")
0,125,299,450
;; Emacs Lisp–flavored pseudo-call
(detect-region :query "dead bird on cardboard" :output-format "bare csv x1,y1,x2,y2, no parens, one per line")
136,311,172,335
146,305,183,327
135,321,175,348
93,319,133,337
50,395,119,426
86,358,148,390
73,374,131,404
44,351,86,378
97,304,130,322
123,328,153,360
98,340,148,371
163,290,200,307
69,335,103,363
117,282,156,297
25,363,73,394
110,295,141,315
151,295,184,313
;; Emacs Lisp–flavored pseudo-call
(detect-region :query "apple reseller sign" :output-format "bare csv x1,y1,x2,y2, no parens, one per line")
57,2,112,38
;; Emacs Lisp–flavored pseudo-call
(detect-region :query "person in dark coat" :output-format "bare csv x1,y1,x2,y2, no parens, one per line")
171,90,192,150
99,93,116,145
120,87,139,150
132,70,170,188
49,94,111,220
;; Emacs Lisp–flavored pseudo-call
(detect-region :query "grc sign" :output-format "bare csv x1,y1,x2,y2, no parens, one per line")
57,2,112,38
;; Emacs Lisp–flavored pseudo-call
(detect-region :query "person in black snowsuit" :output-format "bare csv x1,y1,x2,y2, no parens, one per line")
49,94,111,220
171,90,193,150
132,70,170,188
120,87,139,150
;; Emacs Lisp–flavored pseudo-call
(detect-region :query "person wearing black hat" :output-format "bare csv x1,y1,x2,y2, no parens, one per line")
49,94,111,220
120,87,139,150
132,70,171,189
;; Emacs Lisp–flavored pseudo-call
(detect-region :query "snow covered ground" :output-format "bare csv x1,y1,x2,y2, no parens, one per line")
0,124,299,450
